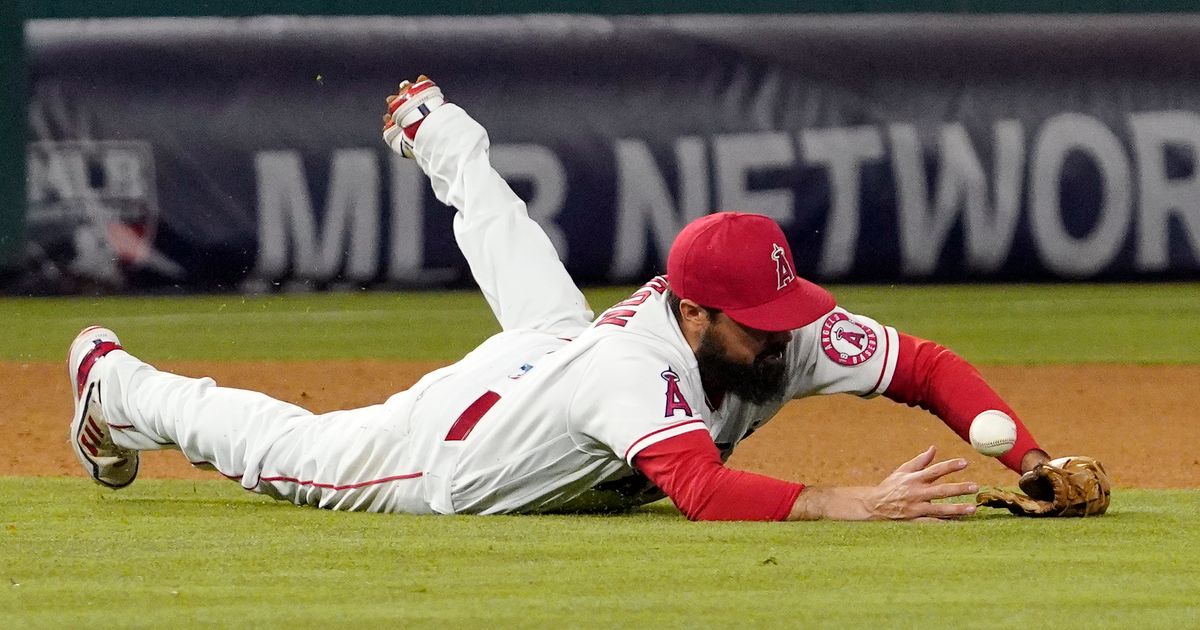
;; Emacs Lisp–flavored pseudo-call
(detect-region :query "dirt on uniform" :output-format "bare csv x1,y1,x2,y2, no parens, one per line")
4,361,1196,488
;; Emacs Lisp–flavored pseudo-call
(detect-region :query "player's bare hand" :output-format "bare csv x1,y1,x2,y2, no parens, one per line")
787,446,978,521
864,446,978,521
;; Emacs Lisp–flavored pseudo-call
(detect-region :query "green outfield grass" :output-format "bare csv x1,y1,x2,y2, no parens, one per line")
5,283,1199,628
1,479,1197,628
3,282,1199,363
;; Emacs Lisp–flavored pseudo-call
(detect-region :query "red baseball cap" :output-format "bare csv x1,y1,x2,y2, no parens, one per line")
666,212,835,332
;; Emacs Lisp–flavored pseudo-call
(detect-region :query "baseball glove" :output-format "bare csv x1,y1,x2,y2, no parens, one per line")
976,456,1111,517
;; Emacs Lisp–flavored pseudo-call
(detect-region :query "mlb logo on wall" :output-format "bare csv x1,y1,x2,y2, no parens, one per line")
819,312,878,366
25,140,181,290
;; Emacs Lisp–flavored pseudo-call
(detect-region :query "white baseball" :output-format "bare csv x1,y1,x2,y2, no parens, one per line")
969,410,1017,457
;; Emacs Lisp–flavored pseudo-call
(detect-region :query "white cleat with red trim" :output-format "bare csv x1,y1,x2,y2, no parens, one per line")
68,326,139,489
382,74,446,159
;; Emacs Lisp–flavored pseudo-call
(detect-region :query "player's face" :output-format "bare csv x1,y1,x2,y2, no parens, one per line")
695,314,792,404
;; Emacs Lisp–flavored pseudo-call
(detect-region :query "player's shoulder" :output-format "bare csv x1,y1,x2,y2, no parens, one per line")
580,331,682,367
569,333,703,416
566,327,693,393
591,277,671,326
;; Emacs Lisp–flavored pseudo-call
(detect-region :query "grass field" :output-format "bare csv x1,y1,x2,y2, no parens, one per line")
2,480,1198,628
4,282,1199,363
3,283,1199,628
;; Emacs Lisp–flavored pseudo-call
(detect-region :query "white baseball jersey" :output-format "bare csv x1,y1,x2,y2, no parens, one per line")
397,275,900,515
97,102,900,516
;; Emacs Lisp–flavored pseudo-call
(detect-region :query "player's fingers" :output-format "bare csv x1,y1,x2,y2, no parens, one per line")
894,446,937,474
386,94,399,105
416,74,429,83
916,457,969,482
920,501,977,518
921,481,979,501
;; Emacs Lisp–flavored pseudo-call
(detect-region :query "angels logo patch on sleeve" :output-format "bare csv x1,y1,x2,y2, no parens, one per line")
820,312,878,366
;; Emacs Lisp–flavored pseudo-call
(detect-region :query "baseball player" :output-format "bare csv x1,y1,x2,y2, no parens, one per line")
67,77,1108,521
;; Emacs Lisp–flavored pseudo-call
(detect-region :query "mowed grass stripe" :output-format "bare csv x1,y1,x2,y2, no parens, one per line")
832,282,1200,364
3,290,502,362
3,282,1198,363
1,478,1197,628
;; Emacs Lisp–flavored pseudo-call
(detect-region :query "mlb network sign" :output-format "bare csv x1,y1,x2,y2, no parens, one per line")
249,110,1200,286
20,13,1200,293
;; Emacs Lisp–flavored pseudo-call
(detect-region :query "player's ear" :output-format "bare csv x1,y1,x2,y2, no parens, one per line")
678,299,714,331
676,299,718,354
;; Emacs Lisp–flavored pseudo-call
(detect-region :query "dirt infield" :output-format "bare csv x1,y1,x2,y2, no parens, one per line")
5,361,1196,488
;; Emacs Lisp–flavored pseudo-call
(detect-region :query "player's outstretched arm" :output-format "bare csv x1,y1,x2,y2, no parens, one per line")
787,446,978,521
885,332,1049,474
635,434,976,522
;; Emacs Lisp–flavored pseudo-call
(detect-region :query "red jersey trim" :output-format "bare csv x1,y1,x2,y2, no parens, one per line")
622,419,707,462
869,326,893,395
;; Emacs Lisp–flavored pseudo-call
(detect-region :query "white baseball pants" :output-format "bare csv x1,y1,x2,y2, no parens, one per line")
97,104,593,513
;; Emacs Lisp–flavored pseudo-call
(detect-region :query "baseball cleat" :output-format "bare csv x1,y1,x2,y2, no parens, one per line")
68,325,139,489
382,74,446,158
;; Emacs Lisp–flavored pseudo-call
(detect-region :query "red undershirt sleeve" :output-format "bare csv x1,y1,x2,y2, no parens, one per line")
633,430,803,521
884,332,1041,472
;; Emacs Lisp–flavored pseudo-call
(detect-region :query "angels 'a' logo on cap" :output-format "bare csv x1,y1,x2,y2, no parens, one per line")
771,243,795,290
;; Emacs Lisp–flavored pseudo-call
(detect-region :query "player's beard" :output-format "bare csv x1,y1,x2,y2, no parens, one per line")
695,329,789,406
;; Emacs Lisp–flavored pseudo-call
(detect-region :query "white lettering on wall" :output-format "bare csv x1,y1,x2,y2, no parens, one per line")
713,132,794,226
1030,113,1132,277
801,126,883,277
253,149,379,282
492,144,568,258
611,137,708,277
386,155,428,282
242,110,1200,288
890,121,1025,276
1128,111,1200,271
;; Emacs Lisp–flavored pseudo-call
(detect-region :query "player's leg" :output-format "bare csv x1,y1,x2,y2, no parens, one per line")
384,77,592,337
70,326,312,489
69,327,431,512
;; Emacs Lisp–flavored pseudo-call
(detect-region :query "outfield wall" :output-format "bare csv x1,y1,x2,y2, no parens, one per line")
0,4,24,270
11,14,1200,293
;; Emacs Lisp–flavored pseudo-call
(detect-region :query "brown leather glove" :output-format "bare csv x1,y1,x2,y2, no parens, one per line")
976,456,1111,517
